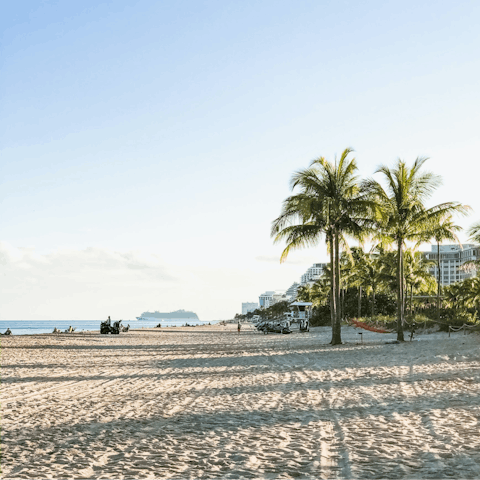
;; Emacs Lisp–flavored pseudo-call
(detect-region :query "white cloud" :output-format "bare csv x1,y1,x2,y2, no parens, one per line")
0,242,311,321
0,243,176,320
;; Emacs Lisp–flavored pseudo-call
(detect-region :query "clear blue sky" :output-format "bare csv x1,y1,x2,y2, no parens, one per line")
2,1,480,319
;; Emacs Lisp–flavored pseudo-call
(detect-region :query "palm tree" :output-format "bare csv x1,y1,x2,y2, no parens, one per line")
345,247,365,317
314,276,332,307
348,247,382,318
467,221,480,244
375,247,400,294
297,277,332,311
443,280,466,315
296,284,313,303
364,252,384,318
444,277,480,322
403,248,436,315
364,157,468,341
462,277,480,320
272,148,374,345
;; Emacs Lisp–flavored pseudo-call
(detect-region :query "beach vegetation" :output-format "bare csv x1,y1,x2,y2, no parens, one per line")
272,148,375,345
363,157,469,341
271,154,476,340
242,301,291,321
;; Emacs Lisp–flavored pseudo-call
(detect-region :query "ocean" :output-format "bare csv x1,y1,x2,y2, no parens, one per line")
0,319,221,336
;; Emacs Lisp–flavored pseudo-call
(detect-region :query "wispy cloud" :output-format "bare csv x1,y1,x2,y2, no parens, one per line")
0,244,176,280
0,243,177,320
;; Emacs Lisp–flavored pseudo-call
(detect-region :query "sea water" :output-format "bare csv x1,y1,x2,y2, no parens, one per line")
0,319,221,335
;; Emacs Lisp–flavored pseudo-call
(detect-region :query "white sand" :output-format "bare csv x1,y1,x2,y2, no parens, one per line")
2,324,480,479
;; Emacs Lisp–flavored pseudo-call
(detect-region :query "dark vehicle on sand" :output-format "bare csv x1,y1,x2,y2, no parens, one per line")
100,317,129,334
255,320,292,334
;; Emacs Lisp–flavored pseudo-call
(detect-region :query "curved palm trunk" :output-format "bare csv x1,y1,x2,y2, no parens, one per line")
331,230,342,345
437,242,441,320
397,240,405,341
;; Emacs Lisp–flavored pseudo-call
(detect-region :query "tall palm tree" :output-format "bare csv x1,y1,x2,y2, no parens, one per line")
272,148,374,345
364,157,468,341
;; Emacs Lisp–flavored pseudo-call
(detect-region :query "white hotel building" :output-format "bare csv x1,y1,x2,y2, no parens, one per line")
422,244,479,286
300,263,328,285
259,291,276,308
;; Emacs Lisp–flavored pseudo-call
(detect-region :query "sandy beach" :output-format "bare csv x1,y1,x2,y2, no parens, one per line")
2,324,480,479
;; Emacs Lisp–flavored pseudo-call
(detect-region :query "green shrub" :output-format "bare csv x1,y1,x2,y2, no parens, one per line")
310,306,331,326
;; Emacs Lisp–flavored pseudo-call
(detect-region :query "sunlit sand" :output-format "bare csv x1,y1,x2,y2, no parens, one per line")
2,324,479,479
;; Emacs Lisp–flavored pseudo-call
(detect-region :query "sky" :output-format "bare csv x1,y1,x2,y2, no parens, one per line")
2,0,480,320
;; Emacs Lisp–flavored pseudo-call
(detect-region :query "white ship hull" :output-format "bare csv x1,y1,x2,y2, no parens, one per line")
136,316,198,321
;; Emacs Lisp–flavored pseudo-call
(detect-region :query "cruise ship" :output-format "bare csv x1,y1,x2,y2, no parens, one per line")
136,309,199,321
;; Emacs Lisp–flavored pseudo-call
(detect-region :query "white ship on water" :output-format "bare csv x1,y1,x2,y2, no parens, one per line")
136,309,199,321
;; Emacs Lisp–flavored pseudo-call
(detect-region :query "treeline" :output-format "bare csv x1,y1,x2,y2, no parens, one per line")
297,246,480,326
235,301,292,322
271,150,478,343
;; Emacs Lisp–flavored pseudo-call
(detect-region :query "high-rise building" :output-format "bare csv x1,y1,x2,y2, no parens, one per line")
300,263,327,285
242,302,259,315
422,244,479,286
259,291,276,308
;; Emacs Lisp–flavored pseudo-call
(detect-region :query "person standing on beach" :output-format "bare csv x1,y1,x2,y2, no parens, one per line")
237,321,241,334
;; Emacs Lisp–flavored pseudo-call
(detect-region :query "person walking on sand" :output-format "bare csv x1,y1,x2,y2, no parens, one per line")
237,321,241,334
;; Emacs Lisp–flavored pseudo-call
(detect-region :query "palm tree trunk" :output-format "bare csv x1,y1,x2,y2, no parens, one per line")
397,240,405,341
332,230,342,345
358,286,362,318
329,235,336,337
437,242,441,320
339,286,342,321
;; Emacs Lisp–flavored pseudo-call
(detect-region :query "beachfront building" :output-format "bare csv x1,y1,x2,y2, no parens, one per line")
242,302,259,315
259,291,276,308
421,244,479,286
286,282,299,300
300,263,327,285
259,291,290,308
